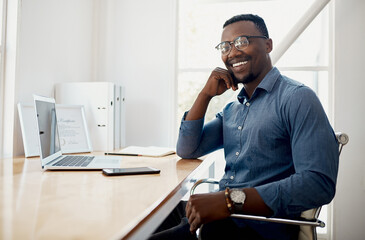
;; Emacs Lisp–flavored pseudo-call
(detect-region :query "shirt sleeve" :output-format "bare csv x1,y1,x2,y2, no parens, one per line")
255,86,339,217
176,111,224,159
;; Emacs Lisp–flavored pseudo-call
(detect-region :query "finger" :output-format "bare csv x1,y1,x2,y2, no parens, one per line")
214,67,238,91
213,67,235,90
190,222,196,233
224,72,238,91
187,205,202,232
227,73,238,91
185,200,192,218
187,206,195,225
214,67,228,73
214,72,231,89
189,215,201,233
189,219,196,232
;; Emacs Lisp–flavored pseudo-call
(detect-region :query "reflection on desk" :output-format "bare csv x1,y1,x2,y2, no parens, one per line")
0,153,215,240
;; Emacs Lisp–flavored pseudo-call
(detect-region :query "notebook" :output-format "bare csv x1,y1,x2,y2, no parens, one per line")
105,146,175,157
33,94,122,170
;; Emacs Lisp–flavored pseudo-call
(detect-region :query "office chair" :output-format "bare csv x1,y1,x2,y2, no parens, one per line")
190,132,349,240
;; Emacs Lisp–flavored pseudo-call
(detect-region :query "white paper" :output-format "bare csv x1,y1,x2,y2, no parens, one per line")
119,146,176,157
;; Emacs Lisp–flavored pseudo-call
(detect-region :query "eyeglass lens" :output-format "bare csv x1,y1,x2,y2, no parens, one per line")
218,36,249,55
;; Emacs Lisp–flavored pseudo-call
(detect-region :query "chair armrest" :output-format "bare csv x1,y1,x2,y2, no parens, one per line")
190,178,220,195
335,132,349,154
190,178,325,228
335,132,349,145
230,214,325,228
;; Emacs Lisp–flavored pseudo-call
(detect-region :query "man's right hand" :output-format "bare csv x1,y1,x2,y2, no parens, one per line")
185,67,238,121
201,67,238,98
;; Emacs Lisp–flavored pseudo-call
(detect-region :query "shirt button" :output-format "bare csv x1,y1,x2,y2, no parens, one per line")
238,126,242,130
230,176,234,180
245,102,250,107
235,152,239,156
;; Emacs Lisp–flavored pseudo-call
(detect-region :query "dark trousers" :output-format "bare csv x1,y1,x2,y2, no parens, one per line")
148,201,266,240
148,201,197,240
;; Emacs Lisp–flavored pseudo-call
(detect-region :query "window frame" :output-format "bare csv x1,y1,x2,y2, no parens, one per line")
0,0,21,158
0,0,6,158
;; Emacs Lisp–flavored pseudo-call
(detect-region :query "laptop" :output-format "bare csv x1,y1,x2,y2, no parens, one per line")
33,94,122,170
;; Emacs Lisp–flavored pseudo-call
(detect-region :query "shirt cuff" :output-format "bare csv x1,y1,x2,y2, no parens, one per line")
255,184,281,217
179,111,205,135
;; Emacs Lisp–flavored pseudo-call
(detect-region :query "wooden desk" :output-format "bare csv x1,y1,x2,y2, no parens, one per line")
0,153,215,240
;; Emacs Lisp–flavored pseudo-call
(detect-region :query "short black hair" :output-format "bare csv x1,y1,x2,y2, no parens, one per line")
223,14,269,38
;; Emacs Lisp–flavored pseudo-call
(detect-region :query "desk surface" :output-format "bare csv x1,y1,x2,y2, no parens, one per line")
0,153,214,240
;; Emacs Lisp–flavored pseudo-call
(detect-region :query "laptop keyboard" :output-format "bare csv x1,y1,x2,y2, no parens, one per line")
53,155,95,167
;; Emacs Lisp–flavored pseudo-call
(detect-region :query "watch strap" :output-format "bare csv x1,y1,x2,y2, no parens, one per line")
233,201,244,212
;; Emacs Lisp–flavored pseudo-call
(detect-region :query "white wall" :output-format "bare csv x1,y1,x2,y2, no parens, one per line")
13,0,98,155
332,0,365,239
103,0,177,148
71,0,177,148
13,0,177,156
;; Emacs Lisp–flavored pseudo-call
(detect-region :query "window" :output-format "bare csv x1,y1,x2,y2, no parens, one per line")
0,0,20,158
177,0,333,238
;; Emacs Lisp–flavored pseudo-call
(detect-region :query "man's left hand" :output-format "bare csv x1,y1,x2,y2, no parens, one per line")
185,191,231,233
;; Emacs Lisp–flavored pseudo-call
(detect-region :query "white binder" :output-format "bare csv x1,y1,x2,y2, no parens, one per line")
113,85,126,149
55,82,123,152
114,86,121,150
120,87,126,148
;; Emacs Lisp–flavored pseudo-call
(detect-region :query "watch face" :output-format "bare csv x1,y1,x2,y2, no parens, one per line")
230,190,246,204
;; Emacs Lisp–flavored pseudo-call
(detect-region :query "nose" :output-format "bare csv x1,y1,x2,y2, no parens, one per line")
228,44,243,59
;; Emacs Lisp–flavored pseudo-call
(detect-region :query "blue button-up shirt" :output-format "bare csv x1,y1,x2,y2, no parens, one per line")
177,67,339,239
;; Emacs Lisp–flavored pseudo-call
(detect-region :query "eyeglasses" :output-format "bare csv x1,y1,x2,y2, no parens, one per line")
215,35,268,56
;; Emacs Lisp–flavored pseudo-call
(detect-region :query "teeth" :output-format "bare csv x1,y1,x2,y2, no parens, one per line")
232,61,248,67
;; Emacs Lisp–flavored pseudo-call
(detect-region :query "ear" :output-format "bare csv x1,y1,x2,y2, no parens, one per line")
266,38,273,53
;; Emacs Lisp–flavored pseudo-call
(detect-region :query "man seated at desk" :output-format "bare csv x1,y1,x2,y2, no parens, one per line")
149,14,339,240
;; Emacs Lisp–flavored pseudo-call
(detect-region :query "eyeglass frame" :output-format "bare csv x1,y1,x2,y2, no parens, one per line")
215,35,268,56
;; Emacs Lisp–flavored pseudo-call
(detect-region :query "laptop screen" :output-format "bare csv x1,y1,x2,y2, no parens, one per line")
34,98,61,160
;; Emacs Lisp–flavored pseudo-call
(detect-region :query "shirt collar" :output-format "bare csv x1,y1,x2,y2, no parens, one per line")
237,67,280,103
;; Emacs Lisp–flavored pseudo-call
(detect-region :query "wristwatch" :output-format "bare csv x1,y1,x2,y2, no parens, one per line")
229,189,246,212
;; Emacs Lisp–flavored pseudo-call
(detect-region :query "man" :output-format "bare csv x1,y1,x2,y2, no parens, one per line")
150,14,339,240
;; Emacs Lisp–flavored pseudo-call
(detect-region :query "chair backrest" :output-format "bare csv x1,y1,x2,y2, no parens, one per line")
298,208,322,240
298,132,349,240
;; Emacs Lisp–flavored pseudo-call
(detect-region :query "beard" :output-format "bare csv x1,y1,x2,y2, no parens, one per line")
230,71,256,85
225,55,256,85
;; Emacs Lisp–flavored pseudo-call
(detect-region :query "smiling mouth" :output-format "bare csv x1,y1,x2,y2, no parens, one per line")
232,61,248,68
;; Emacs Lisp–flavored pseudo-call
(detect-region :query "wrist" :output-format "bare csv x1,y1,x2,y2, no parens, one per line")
199,90,214,100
